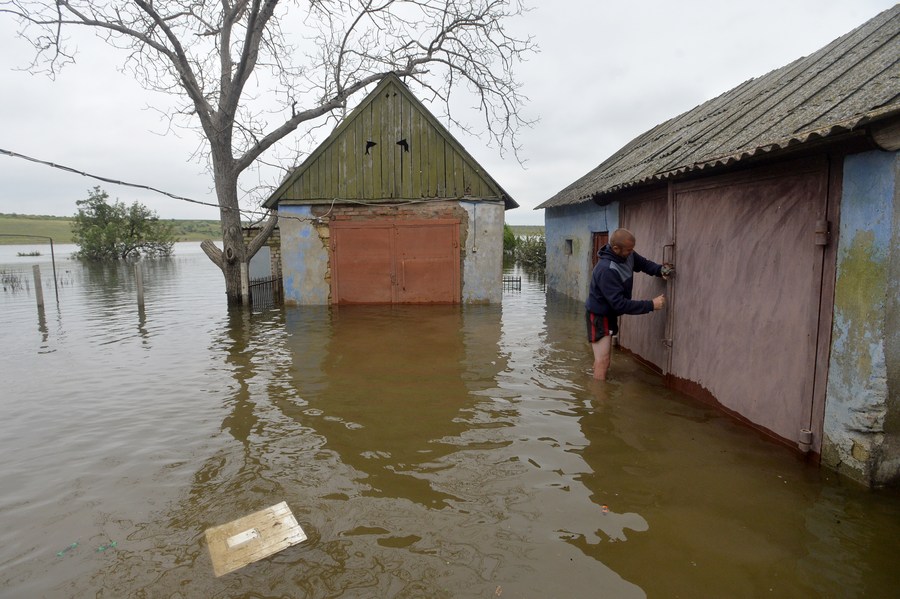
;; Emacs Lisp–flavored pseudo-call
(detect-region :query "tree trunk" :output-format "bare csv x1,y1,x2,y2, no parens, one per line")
212,159,246,306
203,150,279,306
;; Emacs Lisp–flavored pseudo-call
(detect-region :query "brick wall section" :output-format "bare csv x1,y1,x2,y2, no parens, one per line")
314,201,470,249
318,201,466,221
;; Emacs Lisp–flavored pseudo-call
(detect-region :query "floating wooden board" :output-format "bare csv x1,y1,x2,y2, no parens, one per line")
205,501,307,577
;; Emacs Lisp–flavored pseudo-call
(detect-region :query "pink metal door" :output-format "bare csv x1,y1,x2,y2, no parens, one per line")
620,190,670,372
669,159,828,447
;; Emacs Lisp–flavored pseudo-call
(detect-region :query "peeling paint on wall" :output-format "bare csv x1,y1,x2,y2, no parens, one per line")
278,205,331,305
831,231,887,386
823,150,899,486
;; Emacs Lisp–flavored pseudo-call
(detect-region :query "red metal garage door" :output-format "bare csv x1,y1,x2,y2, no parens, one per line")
331,220,460,304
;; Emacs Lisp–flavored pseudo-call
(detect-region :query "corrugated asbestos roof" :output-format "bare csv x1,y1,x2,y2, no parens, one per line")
537,5,900,209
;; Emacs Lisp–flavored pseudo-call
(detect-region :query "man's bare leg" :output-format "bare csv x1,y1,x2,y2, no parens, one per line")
591,335,612,380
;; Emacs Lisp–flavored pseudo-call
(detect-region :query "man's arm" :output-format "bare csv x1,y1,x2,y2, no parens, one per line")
632,252,663,277
599,272,654,315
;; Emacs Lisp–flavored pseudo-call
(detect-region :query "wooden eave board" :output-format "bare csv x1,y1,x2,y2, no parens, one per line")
205,501,307,577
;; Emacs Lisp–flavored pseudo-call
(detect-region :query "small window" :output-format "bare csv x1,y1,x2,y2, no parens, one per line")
564,239,573,255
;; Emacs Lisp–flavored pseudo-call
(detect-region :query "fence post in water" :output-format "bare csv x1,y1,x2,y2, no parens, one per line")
240,262,250,306
32,265,44,308
135,263,145,310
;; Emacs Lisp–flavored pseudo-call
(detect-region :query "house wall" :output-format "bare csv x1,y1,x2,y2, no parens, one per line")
460,200,505,303
277,205,331,305
823,149,900,487
278,200,504,305
544,202,619,303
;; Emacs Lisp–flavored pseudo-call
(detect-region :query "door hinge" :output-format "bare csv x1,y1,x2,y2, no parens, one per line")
662,338,673,348
815,219,830,246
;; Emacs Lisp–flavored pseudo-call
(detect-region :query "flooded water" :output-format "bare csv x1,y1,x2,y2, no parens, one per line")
1,242,898,598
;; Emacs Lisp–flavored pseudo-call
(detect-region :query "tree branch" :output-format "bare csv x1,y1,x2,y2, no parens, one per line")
247,211,278,259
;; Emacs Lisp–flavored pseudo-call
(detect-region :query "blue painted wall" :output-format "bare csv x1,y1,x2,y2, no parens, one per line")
823,150,900,486
278,205,330,305
544,202,619,303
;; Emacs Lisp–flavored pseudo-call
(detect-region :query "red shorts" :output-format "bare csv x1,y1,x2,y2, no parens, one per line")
586,311,617,342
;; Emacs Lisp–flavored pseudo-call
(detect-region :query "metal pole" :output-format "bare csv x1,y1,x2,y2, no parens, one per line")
0,234,58,302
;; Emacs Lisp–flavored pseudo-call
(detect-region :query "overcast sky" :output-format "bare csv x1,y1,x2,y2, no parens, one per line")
0,1,895,226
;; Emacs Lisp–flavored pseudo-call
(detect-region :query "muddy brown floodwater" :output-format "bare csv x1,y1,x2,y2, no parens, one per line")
1,243,899,598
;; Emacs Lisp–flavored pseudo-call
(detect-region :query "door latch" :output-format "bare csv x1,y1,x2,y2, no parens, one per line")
814,220,830,246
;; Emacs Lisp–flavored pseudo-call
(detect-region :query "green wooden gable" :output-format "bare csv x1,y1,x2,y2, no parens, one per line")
264,74,517,209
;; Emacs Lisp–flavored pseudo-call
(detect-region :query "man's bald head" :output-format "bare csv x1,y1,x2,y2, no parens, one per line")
609,228,636,258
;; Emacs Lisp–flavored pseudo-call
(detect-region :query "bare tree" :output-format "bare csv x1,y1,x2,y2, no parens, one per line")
1,0,534,304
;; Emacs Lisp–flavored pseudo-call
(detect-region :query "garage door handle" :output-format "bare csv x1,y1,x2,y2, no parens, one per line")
663,243,675,265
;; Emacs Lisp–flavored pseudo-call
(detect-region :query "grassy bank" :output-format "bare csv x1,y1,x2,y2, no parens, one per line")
0,213,222,244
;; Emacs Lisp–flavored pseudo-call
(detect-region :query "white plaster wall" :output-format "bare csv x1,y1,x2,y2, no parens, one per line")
823,150,899,486
544,202,619,303
460,200,504,303
278,205,330,305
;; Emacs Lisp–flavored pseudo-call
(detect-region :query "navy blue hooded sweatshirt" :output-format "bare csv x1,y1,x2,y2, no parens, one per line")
585,244,663,316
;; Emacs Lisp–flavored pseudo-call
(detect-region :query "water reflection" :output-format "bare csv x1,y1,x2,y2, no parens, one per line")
296,306,475,507
36,302,48,337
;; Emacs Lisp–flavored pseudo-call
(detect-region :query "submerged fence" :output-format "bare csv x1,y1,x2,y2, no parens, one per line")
249,275,283,309
502,276,522,291
502,269,545,293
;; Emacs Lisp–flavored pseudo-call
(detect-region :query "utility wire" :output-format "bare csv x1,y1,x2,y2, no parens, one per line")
0,147,284,223
1,147,229,210
0,147,491,226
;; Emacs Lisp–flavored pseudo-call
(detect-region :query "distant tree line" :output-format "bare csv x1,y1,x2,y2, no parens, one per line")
0,210,223,245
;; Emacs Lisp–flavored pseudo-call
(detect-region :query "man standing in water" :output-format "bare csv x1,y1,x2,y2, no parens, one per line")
586,228,671,380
